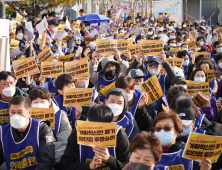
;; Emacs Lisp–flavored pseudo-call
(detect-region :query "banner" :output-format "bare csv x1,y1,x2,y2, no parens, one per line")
141,40,164,56
58,54,74,62
182,132,222,163
194,52,210,59
10,39,20,51
186,40,197,49
12,57,40,77
16,13,23,24
109,25,120,33
96,39,117,55
75,20,81,29
140,75,164,105
31,107,55,128
82,37,97,42
166,58,183,68
128,44,137,57
186,80,209,96
117,34,125,39
192,93,207,108
206,70,214,82
215,70,221,80
117,40,128,53
64,58,89,78
190,30,198,40
38,47,54,62
129,28,141,36
41,62,63,77
111,10,122,20
117,17,124,24
63,88,93,106
100,81,116,97
99,25,110,34
215,27,222,35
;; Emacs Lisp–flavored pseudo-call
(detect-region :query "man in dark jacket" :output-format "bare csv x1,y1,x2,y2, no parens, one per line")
0,96,55,169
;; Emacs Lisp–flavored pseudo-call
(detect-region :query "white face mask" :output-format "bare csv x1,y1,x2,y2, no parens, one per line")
93,65,98,72
177,43,182,46
200,41,205,46
16,33,23,40
134,85,142,92
148,32,153,35
10,114,27,129
194,77,205,82
218,63,222,68
183,25,186,27
170,36,175,39
137,40,141,44
127,93,133,101
182,48,188,51
170,43,176,47
148,68,160,76
53,26,58,33
145,20,148,22
32,103,49,108
78,81,88,88
107,103,123,117
1,86,16,98
151,17,154,20
186,39,190,41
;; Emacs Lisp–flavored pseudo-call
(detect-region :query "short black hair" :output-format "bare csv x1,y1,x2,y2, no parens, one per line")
0,71,16,81
55,74,74,90
177,50,189,58
48,11,55,17
9,96,31,110
106,91,123,100
62,16,71,23
213,41,221,48
215,54,222,64
87,105,113,122
71,19,77,24
42,13,48,19
196,36,206,42
29,87,51,102
79,9,85,13
15,25,24,34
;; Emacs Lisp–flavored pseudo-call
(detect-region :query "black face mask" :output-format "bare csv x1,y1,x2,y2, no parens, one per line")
129,162,152,170
105,70,115,78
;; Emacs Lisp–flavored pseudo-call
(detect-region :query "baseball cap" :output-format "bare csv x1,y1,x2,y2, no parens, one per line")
147,56,162,64
127,69,145,78
177,111,195,126
171,76,187,85
48,19,59,26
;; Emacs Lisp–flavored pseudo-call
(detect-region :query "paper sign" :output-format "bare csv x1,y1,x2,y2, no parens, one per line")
117,34,125,39
23,27,34,40
182,132,222,163
99,25,110,34
111,10,122,20
96,39,117,55
206,70,214,82
57,24,65,33
63,88,93,106
215,27,222,35
9,21,16,33
194,52,210,59
82,37,97,42
127,37,133,45
31,108,55,128
215,71,221,80
41,62,63,77
75,46,83,57
141,40,164,56
190,30,198,40
12,57,40,77
129,28,141,36
55,29,68,40
186,40,197,49
186,81,209,96
158,17,164,22
75,20,81,29
192,93,207,109
25,21,33,33
76,120,117,147
16,13,23,24
65,18,71,30
169,48,183,55
109,25,120,33
140,75,164,105
166,58,183,68
10,48,23,57
10,39,20,51
89,29,99,37
38,47,54,62
100,81,116,97
128,44,137,57
64,59,89,78
36,17,48,35
117,40,128,53
58,54,74,62
206,34,212,46
117,17,123,24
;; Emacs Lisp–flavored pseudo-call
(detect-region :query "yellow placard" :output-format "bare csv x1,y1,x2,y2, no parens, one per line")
186,40,197,49
41,62,63,78
190,30,198,40
182,132,222,163
140,75,164,105
77,120,117,147
58,54,74,62
158,17,163,22
38,34,42,45
128,44,137,57
169,19,175,22
75,20,81,29
82,36,97,42
16,13,23,24
38,47,54,62
192,93,207,108
117,34,125,39
168,12,172,17
9,21,16,33
57,24,65,33
194,52,210,59
96,39,117,55
206,70,214,82
186,80,209,96
63,88,93,107
62,34,71,43
215,27,222,35
127,37,133,45
10,39,20,51
219,37,222,43
64,58,89,78
12,57,39,78
100,81,116,97
31,107,55,128
166,58,183,68
170,47,183,55
215,70,221,80
141,40,164,56
117,39,128,54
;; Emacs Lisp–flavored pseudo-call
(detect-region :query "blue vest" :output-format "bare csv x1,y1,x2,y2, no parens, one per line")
0,100,9,125
53,110,62,137
157,149,193,170
194,127,206,134
80,125,122,170
1,118,41,170
44,80,57,97
116,111,134,138
131,90,143,117
53,94,76,129
182,62,191,80
97,76,118,101
210,53,217,60
195,112,205,129
209,76,216,90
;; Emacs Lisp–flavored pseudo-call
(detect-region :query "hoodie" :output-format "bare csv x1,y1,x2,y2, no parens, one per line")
106,88,140,141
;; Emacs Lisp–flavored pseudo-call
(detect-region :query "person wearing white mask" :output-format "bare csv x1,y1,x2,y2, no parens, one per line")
0,96,56,169
177,50,190,77
0,71,28,126
105,88,140,141
29,87,71,168
196,36,213,51
190,68,207,83
115,76,153,131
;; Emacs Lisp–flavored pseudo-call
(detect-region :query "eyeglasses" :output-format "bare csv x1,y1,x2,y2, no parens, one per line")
148,62,160,67
154,125,174,132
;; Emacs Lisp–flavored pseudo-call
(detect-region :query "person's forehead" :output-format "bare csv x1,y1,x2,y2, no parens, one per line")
10,104,26,110
109,94,124,100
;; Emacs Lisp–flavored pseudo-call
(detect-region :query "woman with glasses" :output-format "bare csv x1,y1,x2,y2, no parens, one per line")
153,110,212,170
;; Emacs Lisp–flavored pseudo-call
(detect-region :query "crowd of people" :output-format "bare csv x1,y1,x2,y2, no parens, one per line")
1,6,222,170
